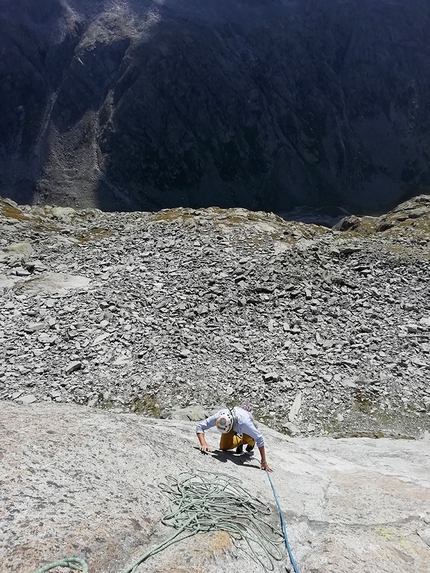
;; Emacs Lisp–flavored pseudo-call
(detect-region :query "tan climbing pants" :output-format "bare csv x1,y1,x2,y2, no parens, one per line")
219,430,255,451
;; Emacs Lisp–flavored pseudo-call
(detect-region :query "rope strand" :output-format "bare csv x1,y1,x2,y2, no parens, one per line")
265,470,300,573
32,471,288,573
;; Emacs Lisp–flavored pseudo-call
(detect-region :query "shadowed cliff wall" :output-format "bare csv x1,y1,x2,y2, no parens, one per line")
1,0,430,212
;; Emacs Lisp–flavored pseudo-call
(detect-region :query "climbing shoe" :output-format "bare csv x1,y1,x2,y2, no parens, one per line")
245,444,255,456
235,444,244,454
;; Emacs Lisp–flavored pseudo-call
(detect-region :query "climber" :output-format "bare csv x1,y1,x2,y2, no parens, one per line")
196,403,273,472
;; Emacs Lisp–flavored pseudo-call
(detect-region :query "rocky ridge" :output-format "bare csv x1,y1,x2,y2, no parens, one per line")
0,194,429,438
2,0,430,211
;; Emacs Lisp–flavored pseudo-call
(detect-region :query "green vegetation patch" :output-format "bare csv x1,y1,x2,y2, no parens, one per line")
31,222,63,233
397,215,430,233
321,402,429,440
0,199,31,221
75,227,115,243
131,394,163,417
151,209,193,223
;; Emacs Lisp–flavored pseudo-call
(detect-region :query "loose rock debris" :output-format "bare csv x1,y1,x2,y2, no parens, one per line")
0,196,429,438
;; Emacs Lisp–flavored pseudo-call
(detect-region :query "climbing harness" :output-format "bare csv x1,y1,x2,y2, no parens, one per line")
264,469,300,573
32,471,287,573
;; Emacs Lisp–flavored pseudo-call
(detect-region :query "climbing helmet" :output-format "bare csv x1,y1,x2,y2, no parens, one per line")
216,409,235,434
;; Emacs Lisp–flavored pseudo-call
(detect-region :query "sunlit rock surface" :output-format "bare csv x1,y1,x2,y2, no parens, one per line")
1,401,429,573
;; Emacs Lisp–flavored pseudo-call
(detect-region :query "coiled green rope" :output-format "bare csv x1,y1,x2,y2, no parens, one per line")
34,558,88,573
33,471,285,573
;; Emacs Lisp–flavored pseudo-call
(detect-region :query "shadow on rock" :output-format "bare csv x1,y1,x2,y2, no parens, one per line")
209,449,260,470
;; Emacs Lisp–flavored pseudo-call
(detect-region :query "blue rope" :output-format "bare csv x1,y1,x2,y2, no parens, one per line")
265,470,300,573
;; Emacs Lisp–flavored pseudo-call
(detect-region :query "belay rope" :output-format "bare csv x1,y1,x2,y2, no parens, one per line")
264,469,300,573
33,470,299,573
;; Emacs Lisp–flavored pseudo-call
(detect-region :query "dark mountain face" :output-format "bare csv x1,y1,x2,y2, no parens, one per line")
1,0,430,212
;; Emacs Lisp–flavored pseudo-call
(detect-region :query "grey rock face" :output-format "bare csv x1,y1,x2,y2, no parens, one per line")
1,1,430,211
15,394,37,404
417,528,430,548
1,401,430,573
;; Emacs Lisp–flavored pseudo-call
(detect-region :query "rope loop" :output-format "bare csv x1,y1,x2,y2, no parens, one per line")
32,471,289,573
33,557,88,573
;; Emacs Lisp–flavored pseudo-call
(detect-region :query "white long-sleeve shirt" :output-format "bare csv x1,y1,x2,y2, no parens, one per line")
195,406,264,448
